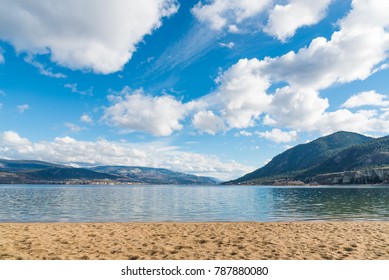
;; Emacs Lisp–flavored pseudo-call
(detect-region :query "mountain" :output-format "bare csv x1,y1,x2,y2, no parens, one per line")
227,131,389,185
0,159,122,184
90,166,220,185
0,159,60,171
0,159,219,185
303,135,389,176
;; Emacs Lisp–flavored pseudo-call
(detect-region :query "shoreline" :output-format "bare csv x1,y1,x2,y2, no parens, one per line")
1,222,389,260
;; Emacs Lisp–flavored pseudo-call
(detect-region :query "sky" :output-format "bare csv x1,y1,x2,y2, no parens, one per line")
0,0,389,180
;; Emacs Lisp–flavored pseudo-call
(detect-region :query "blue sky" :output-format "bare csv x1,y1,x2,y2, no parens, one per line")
0,0,389,180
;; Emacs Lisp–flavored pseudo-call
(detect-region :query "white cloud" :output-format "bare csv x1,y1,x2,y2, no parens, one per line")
228,25,240,33
356,110,378,119
380,109,389,121
263,1,389,90
17,104,29,113
0,131,254,180
219,42,235,49
24,54,66,78
64,83,93,96
318,109,389,134
0,47,4,63
342,90,389,108
65,122,84,133
257,128,297,143
192,0,271,31
235,130,253,137
264,0,332,41
0,0,179,74
1,131,32,154
192,1,389,136
192,110,226,135
192,0,331,41
147,23,218,78
267,86,329,130
102,87,187,137
0,90,3,111
196,58,272,133
80,114,93,124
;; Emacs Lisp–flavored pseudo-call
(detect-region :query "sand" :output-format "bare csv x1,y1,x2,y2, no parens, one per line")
0,222,388,260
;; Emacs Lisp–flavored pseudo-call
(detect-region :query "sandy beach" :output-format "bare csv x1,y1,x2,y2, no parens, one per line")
0,222,388,260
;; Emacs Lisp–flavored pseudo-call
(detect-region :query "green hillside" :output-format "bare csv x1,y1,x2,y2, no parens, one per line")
228,131,373,184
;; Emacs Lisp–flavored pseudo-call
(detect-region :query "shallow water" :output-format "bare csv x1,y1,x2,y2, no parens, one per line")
0,184,388,222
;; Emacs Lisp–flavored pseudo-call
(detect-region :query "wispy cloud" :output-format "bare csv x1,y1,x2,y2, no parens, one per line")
147,23,219,76
64,122,85,133
17,104,29,113
64,83,93,96
219,42,235,49
0,47,4,63
24,54,66,78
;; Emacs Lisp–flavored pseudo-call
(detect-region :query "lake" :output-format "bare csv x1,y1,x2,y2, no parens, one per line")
0,184,389,222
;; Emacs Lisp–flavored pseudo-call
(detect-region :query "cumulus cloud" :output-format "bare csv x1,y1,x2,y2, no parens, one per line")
192,0,271,31
0,0,179,74
317,109,389,134
192,111,226,135
192,1,389,136
257,128,297,143
342,91,389,108
0,131,254,180
1,131,32,154
235,130,253,137
192,0,331,41
193,58,272,134
80,114,93,124
264,0,332,41
102,87,187,137
17,104,29,113
263,0,389,90
267,86,329,130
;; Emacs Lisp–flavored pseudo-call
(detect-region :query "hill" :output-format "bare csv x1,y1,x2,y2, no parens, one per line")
0,160,122,184
0,159,219,185
90,166,219,185
0,159,60,171
227,131,389,185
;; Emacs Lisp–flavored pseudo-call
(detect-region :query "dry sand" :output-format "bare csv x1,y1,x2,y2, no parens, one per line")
0,222,388,260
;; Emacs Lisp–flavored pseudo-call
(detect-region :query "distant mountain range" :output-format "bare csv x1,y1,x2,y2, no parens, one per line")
0,159,219,185
226,131,389,185
90,166,221,185
2,131,388,186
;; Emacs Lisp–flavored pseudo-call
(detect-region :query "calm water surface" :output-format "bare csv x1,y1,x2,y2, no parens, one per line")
0,184,388,222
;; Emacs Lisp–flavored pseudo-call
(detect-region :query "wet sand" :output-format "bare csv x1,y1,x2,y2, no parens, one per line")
0,222,388,260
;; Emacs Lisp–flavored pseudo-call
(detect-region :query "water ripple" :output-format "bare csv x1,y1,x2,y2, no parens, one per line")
0,184,388,222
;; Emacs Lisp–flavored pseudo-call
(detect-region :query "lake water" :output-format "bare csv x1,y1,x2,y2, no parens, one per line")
0,184,389,222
